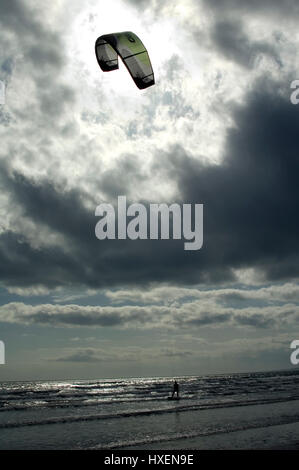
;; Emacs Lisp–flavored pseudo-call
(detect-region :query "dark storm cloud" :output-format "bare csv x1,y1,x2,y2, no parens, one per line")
0,0,64,69
0,0,74,123
54,349,100,363
0,0,45,35
2,167,95,247
126,0,154,11
1,58,14,76
27,311,122,327
0,164,206,289
203,0,299,17
233,312,273,329
185,312,233,327
161,349,193,358
153,76,299,282
0,109,11,127
211,21,281,68
0,230,84,289
1,76,299,290
160,77,299,282
34,78,75,118
24,308,147,328
127,0,299,16
98,154,147,198
127,0,147,6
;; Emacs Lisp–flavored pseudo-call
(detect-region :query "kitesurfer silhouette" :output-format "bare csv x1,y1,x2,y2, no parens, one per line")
172,380,179,398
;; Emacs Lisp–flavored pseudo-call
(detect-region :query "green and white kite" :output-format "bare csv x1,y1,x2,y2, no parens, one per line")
95,31,155,90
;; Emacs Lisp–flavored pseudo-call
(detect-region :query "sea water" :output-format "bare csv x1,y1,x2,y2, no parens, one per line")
0,369,298,449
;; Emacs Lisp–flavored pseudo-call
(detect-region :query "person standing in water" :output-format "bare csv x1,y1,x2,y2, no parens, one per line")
172,380,179,398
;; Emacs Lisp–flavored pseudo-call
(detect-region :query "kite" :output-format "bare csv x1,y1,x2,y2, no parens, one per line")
95,31,155,90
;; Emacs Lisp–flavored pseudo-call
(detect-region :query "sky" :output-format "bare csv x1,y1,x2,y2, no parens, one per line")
0,0,299,381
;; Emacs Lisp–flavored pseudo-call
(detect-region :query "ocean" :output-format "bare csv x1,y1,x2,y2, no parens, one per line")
0,369,299,450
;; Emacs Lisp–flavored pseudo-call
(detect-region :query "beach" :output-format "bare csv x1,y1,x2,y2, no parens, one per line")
0,369,298,450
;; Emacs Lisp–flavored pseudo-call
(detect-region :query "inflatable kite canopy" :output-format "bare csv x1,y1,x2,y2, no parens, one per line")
95,31,155,90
